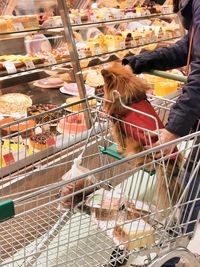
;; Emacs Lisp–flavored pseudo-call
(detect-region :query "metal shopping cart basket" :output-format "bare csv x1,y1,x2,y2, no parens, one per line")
0,79,200,266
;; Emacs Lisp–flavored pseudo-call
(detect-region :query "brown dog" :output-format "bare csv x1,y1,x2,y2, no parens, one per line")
101,63,182,210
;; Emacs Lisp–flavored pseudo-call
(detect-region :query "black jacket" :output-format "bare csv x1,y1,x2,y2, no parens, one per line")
123,0,200,137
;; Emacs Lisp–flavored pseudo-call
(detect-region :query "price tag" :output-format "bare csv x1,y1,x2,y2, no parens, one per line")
3,61,17,74
3,153,15,165
131,40,136,47
47,56,57,65
120,42,126,49
104,14,110,21
95,47,101,55
47,137,55,147
90,15,97,22
24,60,35,70
75,17,81,24
13,23,24,31
125,13,132,19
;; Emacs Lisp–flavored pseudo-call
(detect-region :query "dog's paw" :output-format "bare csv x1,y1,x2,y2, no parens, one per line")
117,146,125,154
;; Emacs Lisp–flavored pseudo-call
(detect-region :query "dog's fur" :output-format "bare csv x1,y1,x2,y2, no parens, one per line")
101,63,182,209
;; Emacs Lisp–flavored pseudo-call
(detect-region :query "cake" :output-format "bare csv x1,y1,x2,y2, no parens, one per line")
114,33,125,50
125,33,133,48
29,131,55,150
85,70,104,94
36,77,64,88
87,42,101,55
126,202,151,221
0,117,35,137
85,189,127,221
8,15,39,30
0,93,32,115
57,113,87,134
41,16,62,28
113,219,155,250
60,172,95,209
65,96,97,112
0,18,13,32
62,83,95,96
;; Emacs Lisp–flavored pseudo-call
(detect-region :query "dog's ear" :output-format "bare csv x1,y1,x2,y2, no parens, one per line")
101,69,115,84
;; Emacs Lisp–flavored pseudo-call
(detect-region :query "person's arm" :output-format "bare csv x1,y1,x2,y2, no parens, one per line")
166,0,200,137
122,34,189,74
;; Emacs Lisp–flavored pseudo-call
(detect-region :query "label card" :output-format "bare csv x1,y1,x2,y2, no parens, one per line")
13,23,24,31
47,56,57,65
3,61,17,74
24,60,35,70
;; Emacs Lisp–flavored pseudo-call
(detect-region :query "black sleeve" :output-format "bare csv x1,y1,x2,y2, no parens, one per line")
122,34,189,74
166,0,200,136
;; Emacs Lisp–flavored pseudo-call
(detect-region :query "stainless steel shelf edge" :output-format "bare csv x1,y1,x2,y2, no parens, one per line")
0,70,49,89
71,12,175,30
58,0,92,128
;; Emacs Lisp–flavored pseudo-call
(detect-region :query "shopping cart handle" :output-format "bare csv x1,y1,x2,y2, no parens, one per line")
100,144,156,176
148,70,187,83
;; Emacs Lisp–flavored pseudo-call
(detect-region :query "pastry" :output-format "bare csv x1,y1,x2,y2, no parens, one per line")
62,82,95,96
126,202,150,221
113,219,155,250
85,70,104,95
65,96,96,112
114,33,125,50
29,131,55,150
35,77,64,88
57,113,87,134
105,35,116,51
41,16,62,28
0,18,12,32
0,117,35,137
87,42,101,55
125,32,133,48
0,93,32,115
27,104,63,124
0,117,14,136
8,15,39,30
85,189,127,221
85,70,104,88
77,47,91,58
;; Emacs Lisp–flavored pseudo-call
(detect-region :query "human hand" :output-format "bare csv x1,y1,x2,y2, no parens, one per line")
145,128,179,158
122,54,153,74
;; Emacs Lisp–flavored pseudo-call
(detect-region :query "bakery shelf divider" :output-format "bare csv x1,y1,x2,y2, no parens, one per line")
0,13,175,38
0,26,64,38
71,12,175,30
0,69,49,89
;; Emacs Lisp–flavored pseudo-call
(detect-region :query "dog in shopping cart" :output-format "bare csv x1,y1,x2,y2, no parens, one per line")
101,63,183,209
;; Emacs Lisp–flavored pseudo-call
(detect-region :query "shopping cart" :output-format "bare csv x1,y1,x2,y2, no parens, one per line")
0,79,200,267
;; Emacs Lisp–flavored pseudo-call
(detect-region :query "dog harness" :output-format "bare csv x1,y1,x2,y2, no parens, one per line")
121,99,164,146
111,99,177,160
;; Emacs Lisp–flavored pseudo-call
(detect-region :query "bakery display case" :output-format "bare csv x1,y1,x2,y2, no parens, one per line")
0,1,191,266
0,0,183,177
